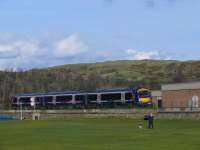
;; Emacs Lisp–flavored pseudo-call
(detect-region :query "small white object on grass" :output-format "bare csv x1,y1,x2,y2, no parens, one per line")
138,124,143,129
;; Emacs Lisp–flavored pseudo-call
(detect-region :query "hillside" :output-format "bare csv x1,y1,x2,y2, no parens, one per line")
1,60,200,108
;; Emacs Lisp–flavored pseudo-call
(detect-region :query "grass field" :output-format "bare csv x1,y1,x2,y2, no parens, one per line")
0,119,200,150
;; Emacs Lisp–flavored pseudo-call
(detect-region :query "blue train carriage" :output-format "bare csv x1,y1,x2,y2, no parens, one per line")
11,87,153,109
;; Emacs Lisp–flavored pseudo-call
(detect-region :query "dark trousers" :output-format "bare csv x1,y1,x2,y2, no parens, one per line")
148,121,153,129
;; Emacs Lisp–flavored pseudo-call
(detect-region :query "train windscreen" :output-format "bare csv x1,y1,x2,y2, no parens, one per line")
138,90,151,98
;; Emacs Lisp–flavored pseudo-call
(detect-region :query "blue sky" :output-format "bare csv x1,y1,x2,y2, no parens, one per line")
0,0,200,69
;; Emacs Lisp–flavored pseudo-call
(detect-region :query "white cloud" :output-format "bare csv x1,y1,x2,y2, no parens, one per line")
0,33,89,70
0,39,44,69
126,48,171,60
54,34,88,57
0,40,40,60
0,45,15,52
0,33,174,70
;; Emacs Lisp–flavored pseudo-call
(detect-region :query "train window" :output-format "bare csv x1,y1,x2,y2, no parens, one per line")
43,96,53,102
35,97,43,102
12,97,18,103
125,92,134,100
75,95,85,103
19,97,30,103
101,93,121,101
87,94,97,102
56,95,72,102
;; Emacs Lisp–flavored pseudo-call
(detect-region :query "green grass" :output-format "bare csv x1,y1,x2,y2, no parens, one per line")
0,119,200,150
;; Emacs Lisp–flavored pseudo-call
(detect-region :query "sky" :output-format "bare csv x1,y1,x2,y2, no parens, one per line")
0,0,200,70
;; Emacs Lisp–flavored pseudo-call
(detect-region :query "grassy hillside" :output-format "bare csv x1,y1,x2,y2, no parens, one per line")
45,59,200,89
1,60,200,108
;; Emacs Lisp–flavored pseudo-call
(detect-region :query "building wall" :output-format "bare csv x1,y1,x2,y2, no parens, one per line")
162,89,200,108
151,91,162,108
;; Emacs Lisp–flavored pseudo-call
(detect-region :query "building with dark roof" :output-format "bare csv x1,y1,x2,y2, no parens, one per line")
162,82,200,108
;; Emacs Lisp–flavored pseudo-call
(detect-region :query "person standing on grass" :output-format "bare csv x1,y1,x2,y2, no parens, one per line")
148,113,154,129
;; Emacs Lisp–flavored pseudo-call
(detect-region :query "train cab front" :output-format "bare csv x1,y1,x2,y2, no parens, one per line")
137,88,153,107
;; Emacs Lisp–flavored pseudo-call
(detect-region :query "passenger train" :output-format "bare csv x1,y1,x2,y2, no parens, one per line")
11,87,153,109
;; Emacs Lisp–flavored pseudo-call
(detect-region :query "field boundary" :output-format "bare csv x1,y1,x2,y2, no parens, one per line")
1,108,200,119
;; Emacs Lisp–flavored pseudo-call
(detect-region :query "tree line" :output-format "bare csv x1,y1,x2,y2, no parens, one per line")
1,60,200,109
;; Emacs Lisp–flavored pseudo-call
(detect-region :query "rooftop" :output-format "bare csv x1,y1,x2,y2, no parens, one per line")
15,88,135,97
162,82,200,91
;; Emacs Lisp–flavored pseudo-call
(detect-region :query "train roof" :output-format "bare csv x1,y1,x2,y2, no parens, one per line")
15,88,135,97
